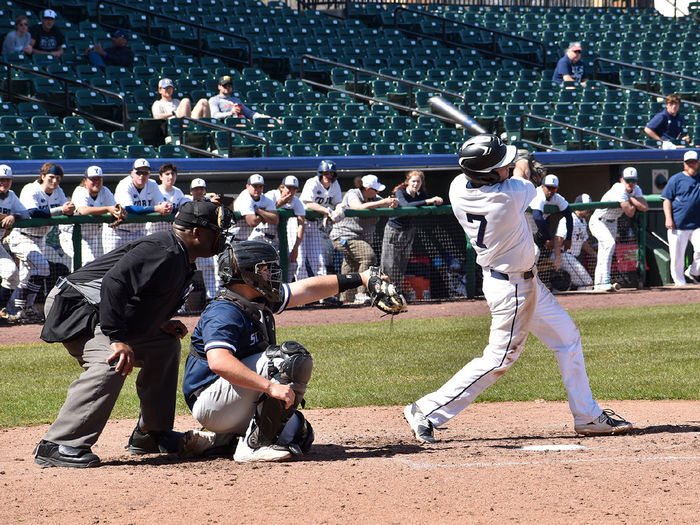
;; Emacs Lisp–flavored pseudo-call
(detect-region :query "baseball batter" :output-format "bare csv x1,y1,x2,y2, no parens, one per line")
230,174,278,242
4,162,74,323
552,193,595,290
0,165,29,315
109,158,172,252
298,160,342,280
589,167,648,291
71,166,122,265
403,134,633,443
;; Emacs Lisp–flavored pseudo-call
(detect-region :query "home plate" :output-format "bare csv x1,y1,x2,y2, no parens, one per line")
519,444,586,452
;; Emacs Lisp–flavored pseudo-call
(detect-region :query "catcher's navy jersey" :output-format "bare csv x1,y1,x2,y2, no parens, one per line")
182,283,290,406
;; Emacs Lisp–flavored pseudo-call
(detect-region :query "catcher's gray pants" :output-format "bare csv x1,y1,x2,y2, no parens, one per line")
380,225,415,293
42,287,181,449
332,237,377,302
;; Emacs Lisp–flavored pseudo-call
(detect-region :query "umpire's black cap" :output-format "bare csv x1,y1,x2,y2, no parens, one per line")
174,200,220,231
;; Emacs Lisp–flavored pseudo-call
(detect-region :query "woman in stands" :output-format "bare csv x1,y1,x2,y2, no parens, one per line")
2,15,33,57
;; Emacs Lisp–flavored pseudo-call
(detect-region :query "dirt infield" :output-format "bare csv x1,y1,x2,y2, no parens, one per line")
1,285,699,524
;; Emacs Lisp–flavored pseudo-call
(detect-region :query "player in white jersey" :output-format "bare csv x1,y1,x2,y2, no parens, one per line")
552,193,595,289
109,158,172,252
262,175,306,280
154,162,187,234
298,160,342,280
589,167,648,291
529,174,573,255
4,163,75,323
403,134,633,443
0,165,29,316
71,166,123,265
230,174,278,242
188,178,219,302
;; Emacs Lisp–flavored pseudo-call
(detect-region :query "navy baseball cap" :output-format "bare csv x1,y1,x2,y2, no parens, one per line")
112,29,129,39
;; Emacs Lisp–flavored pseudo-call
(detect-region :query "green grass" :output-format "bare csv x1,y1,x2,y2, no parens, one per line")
1,303,698,428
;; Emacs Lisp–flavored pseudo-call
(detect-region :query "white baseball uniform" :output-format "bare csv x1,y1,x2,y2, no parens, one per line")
298,176,341,279
109,176,164,252
554,213,593,288
259,189,306,280
151,184,186,234
589,182,643,287
529,186,570,258
413,174,603,428
71,185,116,264
0,190,28,290
230,192,277,241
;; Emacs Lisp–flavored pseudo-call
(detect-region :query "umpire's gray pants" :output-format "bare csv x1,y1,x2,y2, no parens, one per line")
42,287,181,449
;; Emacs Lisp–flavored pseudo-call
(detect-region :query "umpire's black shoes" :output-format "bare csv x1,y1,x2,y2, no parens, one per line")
126,425,184,455
34,440,100,468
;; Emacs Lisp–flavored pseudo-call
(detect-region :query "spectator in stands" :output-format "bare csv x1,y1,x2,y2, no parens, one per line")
0,165,29,319
529,174,573,255
84,29,134,69
380,170,443,294
552,193,595,290
643,94,692,148
330,174,398,304
589,167,648,291
187,178,219,301
208,75,280,124
231,174,278,241
552,42,587,86
72,165,123,265
3,163,74,323
2,15,33,57
661,150,700,286
263,175,306,279
109,159,172,251
152,78,210,120
29,9,64,58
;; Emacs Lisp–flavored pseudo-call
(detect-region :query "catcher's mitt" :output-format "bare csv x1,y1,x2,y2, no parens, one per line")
367,267,407,315
108,204,126,229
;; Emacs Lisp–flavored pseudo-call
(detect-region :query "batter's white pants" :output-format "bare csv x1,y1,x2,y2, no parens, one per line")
415,270,602,427
296,221,327,280
190,351,300,440
556,252,593,288
589,216,617,287
667,228,700,286
0,242,19,289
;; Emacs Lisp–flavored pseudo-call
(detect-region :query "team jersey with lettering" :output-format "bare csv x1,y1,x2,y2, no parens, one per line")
114,176,165,232
158,185,187,210
19,181,68,237
0,190,28,238
556,213,589,257
299,176,341,218
591,182,643,222
72,185,117,238
231,192,277,241
449,174,536,273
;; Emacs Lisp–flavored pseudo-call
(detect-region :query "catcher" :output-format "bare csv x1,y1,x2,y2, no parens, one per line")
180,240,405,463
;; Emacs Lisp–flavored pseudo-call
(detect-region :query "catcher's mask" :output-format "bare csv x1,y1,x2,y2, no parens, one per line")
218,240,282,302
174,200,233,255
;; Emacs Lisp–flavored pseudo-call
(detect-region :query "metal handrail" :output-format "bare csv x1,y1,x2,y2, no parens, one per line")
0,60,127,129
393,6,548,69
175,116,270,158
96,0,252,67
299,54,470,126
520,114,654,151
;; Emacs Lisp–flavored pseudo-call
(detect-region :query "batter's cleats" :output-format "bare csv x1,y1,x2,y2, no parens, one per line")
574,409,633,436
126,426,184,454
233,436,291,463
34,440,100,468
684,268,700,284
404,403,436,443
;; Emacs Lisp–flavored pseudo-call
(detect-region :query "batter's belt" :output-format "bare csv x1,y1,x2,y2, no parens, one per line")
487,269,535,281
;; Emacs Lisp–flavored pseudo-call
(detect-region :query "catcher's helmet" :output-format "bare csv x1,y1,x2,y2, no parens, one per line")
317,160,337,179
458,134,517,185
218,241,282,302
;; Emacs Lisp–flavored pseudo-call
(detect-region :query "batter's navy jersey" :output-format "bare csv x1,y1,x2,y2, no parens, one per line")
182,283,291,405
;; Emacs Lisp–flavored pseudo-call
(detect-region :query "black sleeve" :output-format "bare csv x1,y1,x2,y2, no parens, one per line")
396,188,427,208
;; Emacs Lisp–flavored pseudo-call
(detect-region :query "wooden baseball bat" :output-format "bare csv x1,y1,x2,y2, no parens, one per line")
428,96,487,135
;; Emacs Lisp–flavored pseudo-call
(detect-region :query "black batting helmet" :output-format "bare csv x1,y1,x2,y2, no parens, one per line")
317,160,337,179
218,241,282,302
458,134,517,185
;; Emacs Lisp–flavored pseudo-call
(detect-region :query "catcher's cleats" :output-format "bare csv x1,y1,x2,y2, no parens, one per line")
367,267,407,315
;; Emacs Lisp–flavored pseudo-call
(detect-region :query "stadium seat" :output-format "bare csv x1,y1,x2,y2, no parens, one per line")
94,145,127,159
31,116,63,132
0,145,29,160
62,145,95,159
158,145,190,158
47,131,79,146
14,131,45,148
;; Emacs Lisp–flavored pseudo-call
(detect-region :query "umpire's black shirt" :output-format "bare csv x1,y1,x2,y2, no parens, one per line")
67,231,196,344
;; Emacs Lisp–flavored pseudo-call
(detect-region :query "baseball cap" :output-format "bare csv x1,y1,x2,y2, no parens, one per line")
132,158,151,170
282,175,299,187
158,78,174,89
622,167,638,181
85,165,103,178
575,193,592,204
247,174,264,185
361,174,385,192
218,75,233,86
543,174,559,188
0,164,12,179
190,177,206,189
174,200,221,231
683,150,698,162
111,29,129,39
42,9,57,19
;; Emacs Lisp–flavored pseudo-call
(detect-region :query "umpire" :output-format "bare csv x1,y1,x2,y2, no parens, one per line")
34,200,231,468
